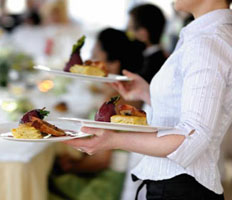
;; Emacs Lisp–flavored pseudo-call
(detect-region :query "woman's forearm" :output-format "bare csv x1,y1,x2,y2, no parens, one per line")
64,127,185,157
112,132,185,157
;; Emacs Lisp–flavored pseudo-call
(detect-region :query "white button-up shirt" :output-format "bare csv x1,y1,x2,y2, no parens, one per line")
131,9,232,194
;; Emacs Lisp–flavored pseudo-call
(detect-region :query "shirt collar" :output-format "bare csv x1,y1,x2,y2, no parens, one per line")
180,9,232,40
143,45,160,57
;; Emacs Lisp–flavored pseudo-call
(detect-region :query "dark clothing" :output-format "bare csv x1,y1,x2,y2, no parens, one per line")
134,174,224,200
139,50,167,83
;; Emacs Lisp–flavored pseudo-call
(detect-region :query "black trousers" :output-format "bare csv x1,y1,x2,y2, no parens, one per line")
134,174,224,200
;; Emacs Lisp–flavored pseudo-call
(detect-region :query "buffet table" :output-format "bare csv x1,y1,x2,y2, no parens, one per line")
0,122,55,200
0,145,55,200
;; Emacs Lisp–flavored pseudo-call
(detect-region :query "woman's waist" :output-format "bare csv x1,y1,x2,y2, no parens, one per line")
131,156,223,194
131,155,219,179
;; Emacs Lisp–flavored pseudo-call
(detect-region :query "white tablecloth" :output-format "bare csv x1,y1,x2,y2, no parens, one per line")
0,140,49,162
0,122,50,162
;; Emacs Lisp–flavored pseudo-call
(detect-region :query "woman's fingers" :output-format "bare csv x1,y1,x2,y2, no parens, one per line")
122,69,136,78
81,127,114,136
116,82,128,96
110,82,120,91
63,128,114,155
63,137,90,147
81,127,103,136
109,82,129,98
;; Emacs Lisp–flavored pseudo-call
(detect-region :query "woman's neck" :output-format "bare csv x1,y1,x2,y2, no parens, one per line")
193,1,229,18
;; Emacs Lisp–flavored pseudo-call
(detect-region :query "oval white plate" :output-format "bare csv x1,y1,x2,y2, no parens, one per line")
34,65,132,83
59,117,173,133
0,121,92,143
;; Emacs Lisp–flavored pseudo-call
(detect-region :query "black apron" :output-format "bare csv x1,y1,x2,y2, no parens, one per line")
133,174,224,200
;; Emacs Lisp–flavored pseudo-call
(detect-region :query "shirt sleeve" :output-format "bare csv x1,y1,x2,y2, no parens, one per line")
165,36,229,168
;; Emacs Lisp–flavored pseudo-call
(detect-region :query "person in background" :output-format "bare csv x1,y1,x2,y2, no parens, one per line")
128,4,167,83
23,8,41,26
92,27,143,75
40,0,69,25
91,27,144,110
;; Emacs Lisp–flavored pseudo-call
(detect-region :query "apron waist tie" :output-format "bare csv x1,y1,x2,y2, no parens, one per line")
132,174,148,200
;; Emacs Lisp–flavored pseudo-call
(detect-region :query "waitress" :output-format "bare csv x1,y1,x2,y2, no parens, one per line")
65,0,232,199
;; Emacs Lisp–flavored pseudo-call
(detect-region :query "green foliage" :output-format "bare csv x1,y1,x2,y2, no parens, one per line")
48,193,65,200
6,98,34,121
49,169,125,200
10,52,34,71
52,174,90,200
79,170,125,200
0,58,10,87
51,77,72,96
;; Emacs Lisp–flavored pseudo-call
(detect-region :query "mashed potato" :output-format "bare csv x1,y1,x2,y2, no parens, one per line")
110,115,147,125
12,123,42,139
70,64,107,77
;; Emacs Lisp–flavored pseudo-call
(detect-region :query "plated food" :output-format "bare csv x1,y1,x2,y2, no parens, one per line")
59,98,170,132
111,104,147,125
70,60,108,77
95,96,148,125
34,36,130,82
59,117,158,133
12,108,66,139
64,36,108,77
64,36,85,72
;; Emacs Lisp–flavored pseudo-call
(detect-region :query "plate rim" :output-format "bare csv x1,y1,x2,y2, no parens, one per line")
0,121,92,142
59,117,173,132
34,65,132,82
0,131,92,142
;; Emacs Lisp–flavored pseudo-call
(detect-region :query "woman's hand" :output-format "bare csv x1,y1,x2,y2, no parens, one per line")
63,127,117,155
110,70,151,105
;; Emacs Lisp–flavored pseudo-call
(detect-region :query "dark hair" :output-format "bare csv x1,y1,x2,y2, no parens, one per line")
25,9,41,25
227,0,232,4
129,4,166,44
97,28,143,74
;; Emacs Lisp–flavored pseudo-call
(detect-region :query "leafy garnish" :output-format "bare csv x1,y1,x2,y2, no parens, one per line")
39,107,50,119
107,96,120,105
72,35,86,54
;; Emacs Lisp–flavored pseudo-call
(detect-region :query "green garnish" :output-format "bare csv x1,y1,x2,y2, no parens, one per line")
39,107,50,119
72,35,86,54
108,95,120,105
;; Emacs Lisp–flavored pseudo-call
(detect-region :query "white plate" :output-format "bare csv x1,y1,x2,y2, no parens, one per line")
34,65,132,83
0,121,92,143
59,117,172,133
0,132,91,142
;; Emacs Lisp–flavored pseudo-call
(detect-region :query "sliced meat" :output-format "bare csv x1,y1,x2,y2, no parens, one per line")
118,104,146,117
30,116,66,136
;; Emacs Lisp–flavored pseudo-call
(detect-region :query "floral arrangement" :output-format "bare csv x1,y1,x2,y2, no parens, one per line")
0,49,35,87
